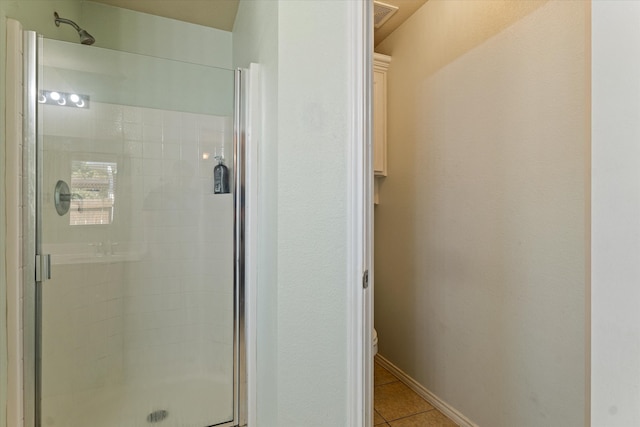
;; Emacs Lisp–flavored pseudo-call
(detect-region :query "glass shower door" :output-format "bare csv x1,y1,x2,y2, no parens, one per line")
33,36,240,427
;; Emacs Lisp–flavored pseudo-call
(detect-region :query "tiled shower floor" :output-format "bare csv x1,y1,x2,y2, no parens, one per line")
374,361,459,427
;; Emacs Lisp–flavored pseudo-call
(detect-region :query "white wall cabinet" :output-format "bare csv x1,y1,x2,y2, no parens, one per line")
374,53,390,176
373,53,390,204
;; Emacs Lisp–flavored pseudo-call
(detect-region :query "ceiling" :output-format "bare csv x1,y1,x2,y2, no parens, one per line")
90,0,426,44
374,0,427,46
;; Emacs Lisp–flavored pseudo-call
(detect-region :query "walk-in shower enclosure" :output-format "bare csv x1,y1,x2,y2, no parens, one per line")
22,31,246,427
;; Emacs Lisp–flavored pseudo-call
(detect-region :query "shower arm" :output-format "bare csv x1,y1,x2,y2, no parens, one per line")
53,11,95,45
54,12,81,32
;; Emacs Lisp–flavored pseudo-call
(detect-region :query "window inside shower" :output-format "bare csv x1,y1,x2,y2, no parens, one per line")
69,160,117,225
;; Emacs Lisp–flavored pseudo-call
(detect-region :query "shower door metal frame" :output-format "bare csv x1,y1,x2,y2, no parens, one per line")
234,67,248,427
22,29,40,427
22,31,247,427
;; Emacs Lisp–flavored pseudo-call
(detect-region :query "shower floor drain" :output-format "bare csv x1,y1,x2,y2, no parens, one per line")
147,410,169,423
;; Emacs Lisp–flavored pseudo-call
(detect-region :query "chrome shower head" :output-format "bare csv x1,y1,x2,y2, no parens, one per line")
77,29,96,45
54,12,95,45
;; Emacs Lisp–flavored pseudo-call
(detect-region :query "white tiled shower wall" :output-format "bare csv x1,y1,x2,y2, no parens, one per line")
5,19,25,427
40,101,235,424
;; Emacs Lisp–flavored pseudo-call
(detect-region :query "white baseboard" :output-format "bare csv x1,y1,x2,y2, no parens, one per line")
374,354,478,427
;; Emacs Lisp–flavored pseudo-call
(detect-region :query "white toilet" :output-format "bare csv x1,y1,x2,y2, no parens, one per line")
373,328,378,355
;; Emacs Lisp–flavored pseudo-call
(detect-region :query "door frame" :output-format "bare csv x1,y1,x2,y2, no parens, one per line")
346,1,373,426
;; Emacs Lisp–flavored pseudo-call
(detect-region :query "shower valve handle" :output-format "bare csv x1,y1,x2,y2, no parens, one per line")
54,180,81,215
57,192,82,202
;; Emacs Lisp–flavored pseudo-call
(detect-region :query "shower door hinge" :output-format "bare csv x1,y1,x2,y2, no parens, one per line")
35,254,51,282
362,270,369,289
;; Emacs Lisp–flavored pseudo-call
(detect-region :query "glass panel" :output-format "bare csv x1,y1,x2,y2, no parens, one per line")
38,38,236,427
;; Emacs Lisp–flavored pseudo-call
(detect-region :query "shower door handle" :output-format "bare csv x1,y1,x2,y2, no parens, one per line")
35,254,52,282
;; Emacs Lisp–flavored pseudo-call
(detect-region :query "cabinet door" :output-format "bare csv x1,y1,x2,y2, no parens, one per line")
373,69,387,176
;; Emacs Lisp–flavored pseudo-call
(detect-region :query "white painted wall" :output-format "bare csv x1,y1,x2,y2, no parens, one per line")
374,1,588,425
80,1,232,69
592,2,640,425
276,2,351,424
233,1,354,425
1,0,82,43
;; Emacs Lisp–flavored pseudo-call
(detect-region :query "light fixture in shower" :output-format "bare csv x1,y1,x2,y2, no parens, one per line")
54,12,95,45
38,90,90,109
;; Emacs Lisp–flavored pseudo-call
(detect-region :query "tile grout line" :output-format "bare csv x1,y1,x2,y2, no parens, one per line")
375,355,468,426
383,407,439,423
375,363,443,425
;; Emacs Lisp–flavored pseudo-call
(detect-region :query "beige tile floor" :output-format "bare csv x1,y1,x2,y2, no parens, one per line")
374,362,458,427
